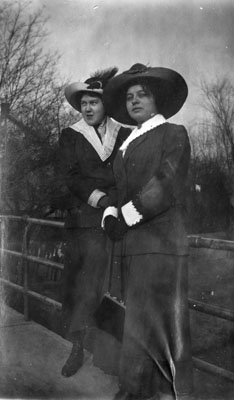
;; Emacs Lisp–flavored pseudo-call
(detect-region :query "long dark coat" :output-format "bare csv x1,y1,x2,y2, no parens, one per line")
58,121,130,228
115,122,190,256
113,122,193,398
58,119,130,336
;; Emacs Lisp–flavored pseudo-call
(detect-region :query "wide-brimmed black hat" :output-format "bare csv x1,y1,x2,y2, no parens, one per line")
103,63,188,125
65,67,118,112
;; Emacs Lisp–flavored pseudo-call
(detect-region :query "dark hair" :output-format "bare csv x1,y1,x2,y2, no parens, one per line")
124,78,159,109
77,91,104,109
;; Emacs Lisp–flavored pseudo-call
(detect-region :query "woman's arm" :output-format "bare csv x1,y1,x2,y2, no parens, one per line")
102,125,190,239
122,125,191,226
63,132,117,208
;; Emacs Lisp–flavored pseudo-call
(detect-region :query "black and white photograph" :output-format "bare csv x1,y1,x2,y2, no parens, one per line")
0,0,234,399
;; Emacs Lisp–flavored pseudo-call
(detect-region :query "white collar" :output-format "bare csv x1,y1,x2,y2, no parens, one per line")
120,114,166,156
70,117,121,161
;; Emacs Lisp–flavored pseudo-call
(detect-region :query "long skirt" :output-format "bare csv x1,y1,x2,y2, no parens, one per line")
119,253,193,399
62,227,109,338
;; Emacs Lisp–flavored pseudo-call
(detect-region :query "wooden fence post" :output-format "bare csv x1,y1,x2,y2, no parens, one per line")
0,217,5,276
22,219,32,321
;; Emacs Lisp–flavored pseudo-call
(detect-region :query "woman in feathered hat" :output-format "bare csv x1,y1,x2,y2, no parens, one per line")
58,67,131,377
102,64,194,400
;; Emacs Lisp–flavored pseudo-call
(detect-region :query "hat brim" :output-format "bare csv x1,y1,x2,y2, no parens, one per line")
103,67,188,125
65,82,103,112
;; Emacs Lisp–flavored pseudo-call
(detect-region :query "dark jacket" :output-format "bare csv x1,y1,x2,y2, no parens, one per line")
114,122,190,255
58,118,130,228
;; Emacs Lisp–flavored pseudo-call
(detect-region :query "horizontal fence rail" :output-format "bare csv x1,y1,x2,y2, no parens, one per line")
0,278,62,310
0,215,64,320
4,248,64,270
0,214,64,228
193,357,234,382
0,215,234,382
188,234,234,251
189,298,234,322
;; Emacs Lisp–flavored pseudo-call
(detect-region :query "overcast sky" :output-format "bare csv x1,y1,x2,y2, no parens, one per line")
26,0,234,126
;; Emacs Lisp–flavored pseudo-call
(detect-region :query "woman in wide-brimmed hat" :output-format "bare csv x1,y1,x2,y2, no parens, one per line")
102,63,194,400
58,67,131,378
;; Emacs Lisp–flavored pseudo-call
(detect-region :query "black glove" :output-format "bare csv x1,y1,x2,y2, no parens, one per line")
97,195,112,209
104,214,128,241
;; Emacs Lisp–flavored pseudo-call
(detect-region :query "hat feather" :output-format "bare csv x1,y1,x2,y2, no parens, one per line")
86,67,118,88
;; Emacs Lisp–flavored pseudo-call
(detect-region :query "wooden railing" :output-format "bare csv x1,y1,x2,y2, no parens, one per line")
0,215,234,381
0,215,64,320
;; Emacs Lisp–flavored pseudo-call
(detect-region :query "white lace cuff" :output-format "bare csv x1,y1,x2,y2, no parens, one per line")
101,206,118,229
87,189,106,208
121,201,143,226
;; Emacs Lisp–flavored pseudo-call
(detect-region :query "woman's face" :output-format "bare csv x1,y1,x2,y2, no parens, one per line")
126,84,158,125
80,93,106,126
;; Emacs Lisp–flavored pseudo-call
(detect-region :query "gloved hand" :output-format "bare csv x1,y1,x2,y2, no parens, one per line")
104,214,128,241
97,195,111,209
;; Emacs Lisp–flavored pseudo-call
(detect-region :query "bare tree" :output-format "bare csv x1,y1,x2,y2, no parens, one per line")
1,2,56,117
200,78,234,169
199,77,234,237
0,1,77,216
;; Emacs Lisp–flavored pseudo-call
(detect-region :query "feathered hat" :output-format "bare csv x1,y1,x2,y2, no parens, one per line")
103,63,188,125
65,67,118,112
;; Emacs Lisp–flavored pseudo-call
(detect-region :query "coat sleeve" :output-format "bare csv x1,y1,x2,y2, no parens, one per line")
65,137,116,208
65,154,109,208
66,126,131,208
52,129,81,211
121,125,191,226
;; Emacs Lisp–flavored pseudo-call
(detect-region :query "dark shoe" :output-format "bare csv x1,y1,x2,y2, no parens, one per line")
61,341,84,377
